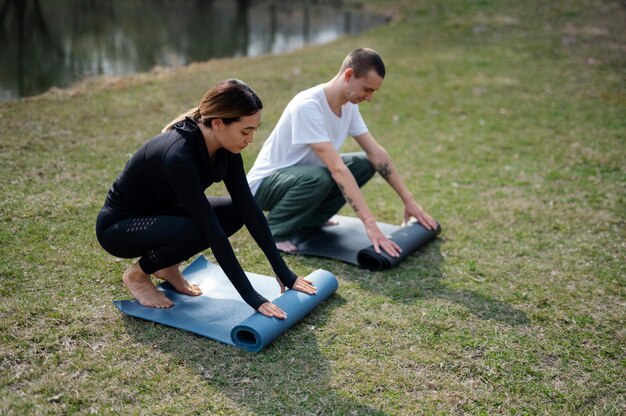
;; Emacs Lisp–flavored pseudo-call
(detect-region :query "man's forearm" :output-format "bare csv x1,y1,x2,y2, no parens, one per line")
372,156,414,204
330,166,374,221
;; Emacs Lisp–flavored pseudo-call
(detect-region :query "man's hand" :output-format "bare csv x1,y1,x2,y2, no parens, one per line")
363,217,402,257
403,200,437,230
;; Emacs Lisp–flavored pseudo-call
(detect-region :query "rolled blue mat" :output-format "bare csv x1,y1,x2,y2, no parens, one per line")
114,255,338,352
231,269,338,352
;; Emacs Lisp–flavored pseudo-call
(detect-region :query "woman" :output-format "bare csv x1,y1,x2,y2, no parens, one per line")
96,79,316,318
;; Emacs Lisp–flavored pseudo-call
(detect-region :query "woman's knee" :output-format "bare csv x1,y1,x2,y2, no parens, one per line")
209,196,244,236
96,214,202,259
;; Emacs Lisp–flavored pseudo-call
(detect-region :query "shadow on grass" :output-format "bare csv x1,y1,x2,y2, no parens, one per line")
300,238,530,326
120,294,388,415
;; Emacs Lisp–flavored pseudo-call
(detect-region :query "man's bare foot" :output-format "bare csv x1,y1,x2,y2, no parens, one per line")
323,216,340,226
154,264,202,296
276,240,298,253
123,263,173,308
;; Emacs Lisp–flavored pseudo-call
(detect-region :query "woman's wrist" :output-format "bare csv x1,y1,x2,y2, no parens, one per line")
249,293,269,311
280,271,297,288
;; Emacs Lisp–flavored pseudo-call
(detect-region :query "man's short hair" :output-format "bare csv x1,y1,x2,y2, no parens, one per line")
340,48,386,79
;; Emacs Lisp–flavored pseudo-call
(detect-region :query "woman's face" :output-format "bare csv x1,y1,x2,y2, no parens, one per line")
216,111,262,154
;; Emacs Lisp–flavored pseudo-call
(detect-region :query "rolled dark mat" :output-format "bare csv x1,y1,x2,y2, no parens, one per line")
356,221,442,271
114,255,338,352
291,215,441,271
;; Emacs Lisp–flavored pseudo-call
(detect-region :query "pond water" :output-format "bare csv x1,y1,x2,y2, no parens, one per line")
0,0,388,101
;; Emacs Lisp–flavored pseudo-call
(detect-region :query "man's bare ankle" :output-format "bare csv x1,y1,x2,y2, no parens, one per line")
324,216,340,226
276,240,298,253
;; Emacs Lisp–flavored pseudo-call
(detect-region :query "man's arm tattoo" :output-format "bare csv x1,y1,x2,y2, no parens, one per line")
338,183,359,213
377,163,392,180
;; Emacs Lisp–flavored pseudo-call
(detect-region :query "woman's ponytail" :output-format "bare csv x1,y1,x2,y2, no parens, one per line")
162,107,200,133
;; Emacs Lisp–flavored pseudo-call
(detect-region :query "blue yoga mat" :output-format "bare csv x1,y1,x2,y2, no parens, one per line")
291,215,441,271
114,255,338,352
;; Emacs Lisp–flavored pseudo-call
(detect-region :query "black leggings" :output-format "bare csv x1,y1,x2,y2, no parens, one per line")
95,197,242,274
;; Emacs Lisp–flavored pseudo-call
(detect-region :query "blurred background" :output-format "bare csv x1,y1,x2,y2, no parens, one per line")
0,0,388,101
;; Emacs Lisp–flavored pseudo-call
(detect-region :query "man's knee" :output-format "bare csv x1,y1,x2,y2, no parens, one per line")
342,152,375,185
275,165,334,195
256,166,333,212
298,167,333,189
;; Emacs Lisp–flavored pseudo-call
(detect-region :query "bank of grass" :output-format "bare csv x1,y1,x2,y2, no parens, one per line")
1,0,624,414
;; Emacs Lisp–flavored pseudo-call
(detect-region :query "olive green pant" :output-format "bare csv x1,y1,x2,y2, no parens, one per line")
254,152,375,240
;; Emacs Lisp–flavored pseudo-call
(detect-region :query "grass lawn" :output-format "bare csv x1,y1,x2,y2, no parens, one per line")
1,0,624,414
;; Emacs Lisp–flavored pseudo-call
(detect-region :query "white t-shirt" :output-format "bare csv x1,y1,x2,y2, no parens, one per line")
247,84,369,194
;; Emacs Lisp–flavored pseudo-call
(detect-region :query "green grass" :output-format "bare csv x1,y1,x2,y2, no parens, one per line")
1,0,624,414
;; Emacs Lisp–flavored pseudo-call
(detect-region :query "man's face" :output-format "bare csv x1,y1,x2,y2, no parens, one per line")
344,69,383,104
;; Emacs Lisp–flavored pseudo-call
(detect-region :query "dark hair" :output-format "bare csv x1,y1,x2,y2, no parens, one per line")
163,78,263,132
340,48,386,79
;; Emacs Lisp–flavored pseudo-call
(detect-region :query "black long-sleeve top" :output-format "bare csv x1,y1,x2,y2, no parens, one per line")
105,117,297,309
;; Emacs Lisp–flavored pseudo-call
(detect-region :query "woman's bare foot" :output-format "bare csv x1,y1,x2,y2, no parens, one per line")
123,263,173,308
154,264,202,296
276,240,298,253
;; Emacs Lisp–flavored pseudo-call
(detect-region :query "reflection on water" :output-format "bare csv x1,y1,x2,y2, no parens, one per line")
0,0,388,100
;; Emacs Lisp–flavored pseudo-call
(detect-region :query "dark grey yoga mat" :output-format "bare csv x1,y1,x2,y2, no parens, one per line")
290,215,441,271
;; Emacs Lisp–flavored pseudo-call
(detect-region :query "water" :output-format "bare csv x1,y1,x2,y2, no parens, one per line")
0,0,388,101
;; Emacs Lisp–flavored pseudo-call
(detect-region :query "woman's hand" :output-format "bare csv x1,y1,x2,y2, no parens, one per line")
257,302,287,319
363,216,402,257
257,276,317,319
274,276,317,295
292,276,317,295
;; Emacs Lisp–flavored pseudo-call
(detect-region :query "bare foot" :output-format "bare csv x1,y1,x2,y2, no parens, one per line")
276,240,298,253
323,216,340,226
154,264,202,296
123,263,173,308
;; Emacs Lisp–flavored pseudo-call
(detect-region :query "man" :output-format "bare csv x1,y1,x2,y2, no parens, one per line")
247,48,437,256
